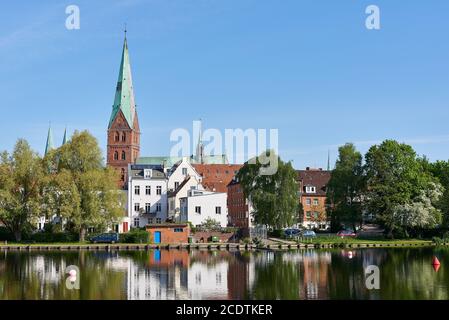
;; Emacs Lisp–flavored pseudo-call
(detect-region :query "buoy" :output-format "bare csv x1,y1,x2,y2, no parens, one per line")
432,256,440,266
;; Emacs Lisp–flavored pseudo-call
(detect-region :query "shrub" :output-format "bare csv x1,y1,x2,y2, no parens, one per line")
29,232,78,243
432,237,443,246
269,229,283,238
0,227,15,241
120,229,150,243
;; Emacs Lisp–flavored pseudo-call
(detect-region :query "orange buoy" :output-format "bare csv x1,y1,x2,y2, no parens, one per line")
432,256,441,266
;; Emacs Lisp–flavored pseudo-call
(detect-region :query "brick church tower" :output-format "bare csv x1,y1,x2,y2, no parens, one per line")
107,33,140,189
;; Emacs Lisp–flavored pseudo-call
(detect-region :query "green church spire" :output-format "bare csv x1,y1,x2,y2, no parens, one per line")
108,31,137,129
62,127,67,145
45,124,54,156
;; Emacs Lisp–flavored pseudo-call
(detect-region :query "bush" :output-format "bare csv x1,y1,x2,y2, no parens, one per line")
269,229,283,238
29,231,79,243
0,227,15,241
432,237,443,245
120,229,150,243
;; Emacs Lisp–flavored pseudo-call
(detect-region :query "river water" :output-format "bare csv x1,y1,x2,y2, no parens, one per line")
0,248,447,300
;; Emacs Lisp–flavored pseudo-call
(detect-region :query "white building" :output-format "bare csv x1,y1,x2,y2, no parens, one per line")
127,164,168,228
180,188,228,227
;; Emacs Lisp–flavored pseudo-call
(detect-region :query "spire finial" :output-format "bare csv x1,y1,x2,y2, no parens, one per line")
124,23,127,38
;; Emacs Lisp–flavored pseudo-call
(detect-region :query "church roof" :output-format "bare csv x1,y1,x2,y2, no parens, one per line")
45,125,54,156
136,154,229,167
108,35,137,129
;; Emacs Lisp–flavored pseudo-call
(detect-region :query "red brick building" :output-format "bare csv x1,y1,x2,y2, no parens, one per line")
107,35,140,189
146,223,190,244
227,179,253,229
297,168,331,230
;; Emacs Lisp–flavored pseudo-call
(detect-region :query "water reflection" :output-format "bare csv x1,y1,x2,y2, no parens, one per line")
0,248,448,300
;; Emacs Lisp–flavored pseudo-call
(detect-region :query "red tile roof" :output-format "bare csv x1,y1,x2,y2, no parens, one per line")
297,168,331,196
193,164,243,193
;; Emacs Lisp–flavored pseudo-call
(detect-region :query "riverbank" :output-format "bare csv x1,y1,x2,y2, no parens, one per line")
1,239,447,251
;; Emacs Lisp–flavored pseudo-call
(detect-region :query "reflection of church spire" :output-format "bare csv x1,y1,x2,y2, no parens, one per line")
196,119,204,164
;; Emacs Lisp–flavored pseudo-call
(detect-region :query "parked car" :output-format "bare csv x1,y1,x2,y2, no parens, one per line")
300,230,316,238
90,233,119,244
284,228,301,238
337,230,357,238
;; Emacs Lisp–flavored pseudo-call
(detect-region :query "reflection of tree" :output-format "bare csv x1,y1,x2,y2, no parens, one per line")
251,252,300,300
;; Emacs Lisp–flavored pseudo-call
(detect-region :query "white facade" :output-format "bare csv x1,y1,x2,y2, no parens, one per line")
167,158,202,191
180,189,228,227
128,165,168,228
168,175,203,220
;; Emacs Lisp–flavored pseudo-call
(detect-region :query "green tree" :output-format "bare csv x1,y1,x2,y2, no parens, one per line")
0,140,44,241
236,150,298,230
364,140,433,237
426,160,449,227
326,143,365,232
46,131,124,241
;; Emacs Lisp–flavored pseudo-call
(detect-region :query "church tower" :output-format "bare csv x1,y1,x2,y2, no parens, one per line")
107,32,140,189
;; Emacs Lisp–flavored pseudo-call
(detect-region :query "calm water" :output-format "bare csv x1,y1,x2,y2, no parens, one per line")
0,247,448,300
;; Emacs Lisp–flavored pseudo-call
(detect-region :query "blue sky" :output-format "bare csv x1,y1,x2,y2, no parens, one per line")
1,0,449,169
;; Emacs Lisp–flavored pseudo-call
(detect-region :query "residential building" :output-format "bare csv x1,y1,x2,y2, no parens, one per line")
127,164,168,228
297,167,331,230
227,178,254,230
180,188,228,227
107,34,141,189
168,175,203,222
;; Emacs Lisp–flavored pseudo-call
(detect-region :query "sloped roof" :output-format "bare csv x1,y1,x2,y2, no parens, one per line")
193,164,242,193
296,169,331,196
108,36,137,129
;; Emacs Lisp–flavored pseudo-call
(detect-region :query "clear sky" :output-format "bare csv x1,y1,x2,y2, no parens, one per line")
1,0,449,169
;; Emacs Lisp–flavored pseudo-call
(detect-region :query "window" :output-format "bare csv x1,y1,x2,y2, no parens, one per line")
314,212,319,219
313,199,319,205
134,186,140,195
174,182,180,190
215,206,221,214
121,132,126,142
145,203,151,213
145,186,151,195
148,218,153,224
134,203,140,212
115,132,120,142
182,168,187,175
144,169,151,179
305,186,316,193
113,151,119,161
156,203,161,212
305,198,311,205
156,186,162,195
174,228,183,233
121,151,126,160
156,218,161,224
306,211,311,218
195,206,201,214
133,217,139,227
121,168,125,181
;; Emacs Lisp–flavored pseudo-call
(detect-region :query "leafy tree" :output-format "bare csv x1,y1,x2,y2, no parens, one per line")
364,140,433,237
0,140,44,241
326,143,365,232
426,160,449,227
392,182,443,237
236,150,298,230
46,131,124,241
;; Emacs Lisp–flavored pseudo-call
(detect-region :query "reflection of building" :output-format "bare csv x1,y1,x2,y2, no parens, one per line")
227,253,256,299
297,168,331,230
299,251,331,300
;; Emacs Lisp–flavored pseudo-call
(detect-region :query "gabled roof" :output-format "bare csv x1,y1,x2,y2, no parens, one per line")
296,168,331,196
192,164,243,193
108,36,137,129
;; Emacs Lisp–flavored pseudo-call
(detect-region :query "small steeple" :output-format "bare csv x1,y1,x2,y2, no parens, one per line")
62,127,68,145
45,124,54,156
327,150,330,171
196,119,204,164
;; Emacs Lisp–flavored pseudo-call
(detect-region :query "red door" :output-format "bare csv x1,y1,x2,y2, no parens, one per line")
123,222,129,233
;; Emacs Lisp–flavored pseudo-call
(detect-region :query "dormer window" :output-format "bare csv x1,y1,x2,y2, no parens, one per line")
144,169,151,179
305,186,316,193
